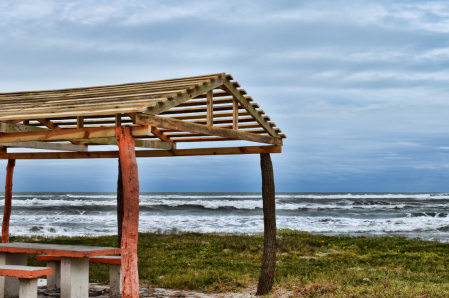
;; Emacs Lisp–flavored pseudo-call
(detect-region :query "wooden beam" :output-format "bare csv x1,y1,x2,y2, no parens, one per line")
233,99,238,131
222,78,279,137
177,96,253,107
34,119,84,146
77,116,84,128
2,159,15,243
207,90,213,127
116,126,140,298
0,125,151,143
150,127,173,143
0,145,282,159
194,89,247,99
143,75,225,115
0,141,88,152
74,137,176,150
256,153,277,295
115,114,121,127
0,122,49,133
36,118,61,130
136,114,282,145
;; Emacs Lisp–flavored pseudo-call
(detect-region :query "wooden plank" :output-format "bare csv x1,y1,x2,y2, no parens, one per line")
233,99,238,131
177,96,253,107
0,145,281,159
0,125,151,143
77,116,84,128
37,118,61,130
75,137,176,149
0,106,150,121
207,90,213,126
0,141,88,152
151,127,173,142
2,159,15,243
135,114,282,145
116,126,140,298
168,110,265,121
222,77,279,137
194,89,247,99
115,114,121,127
143,76,225,115
0,74,224,98
0,122,48,133
26,114,271,127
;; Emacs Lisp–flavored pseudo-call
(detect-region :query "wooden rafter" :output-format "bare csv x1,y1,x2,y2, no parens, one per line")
0,145,281,159
0,73,286,149
222,77,279,137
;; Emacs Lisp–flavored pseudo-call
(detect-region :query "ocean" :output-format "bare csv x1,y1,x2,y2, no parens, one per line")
1,192,449,241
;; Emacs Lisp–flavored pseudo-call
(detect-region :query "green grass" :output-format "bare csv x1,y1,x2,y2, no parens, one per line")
12,229,449,297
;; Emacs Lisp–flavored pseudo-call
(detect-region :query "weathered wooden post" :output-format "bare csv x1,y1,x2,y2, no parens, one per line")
116,127,140,298
117,158,124,246
256,153,276,295
2,159,15,243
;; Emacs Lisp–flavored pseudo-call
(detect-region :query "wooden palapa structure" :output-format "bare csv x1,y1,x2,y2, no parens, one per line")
0,73,285,296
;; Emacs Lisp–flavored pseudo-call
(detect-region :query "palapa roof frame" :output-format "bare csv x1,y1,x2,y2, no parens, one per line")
0,73,285,159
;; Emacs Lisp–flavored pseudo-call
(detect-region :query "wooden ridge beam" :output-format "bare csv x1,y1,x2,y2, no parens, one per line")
0,141,88,152
0,145,281,159
135,114,282,145
0,125,151,143
222,78,279,137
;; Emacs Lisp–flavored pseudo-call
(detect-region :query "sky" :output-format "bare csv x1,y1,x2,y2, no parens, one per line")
1,0,449,192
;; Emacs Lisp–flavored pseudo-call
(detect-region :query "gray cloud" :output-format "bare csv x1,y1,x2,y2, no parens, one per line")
1,0,449,191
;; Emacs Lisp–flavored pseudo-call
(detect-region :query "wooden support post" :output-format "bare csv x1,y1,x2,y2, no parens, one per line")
256,153,276,296
115,114,122,127
207,90,213,127
116,126,140,298
2,159,16,243
23,120,29,126
117,159,124,247
233,99,238,131
77,116,84,129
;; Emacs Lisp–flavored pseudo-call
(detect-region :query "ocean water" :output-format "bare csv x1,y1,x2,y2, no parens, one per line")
1,192,449,241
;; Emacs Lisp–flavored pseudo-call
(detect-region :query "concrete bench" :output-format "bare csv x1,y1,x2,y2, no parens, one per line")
0,265,53,298
37,255,121,295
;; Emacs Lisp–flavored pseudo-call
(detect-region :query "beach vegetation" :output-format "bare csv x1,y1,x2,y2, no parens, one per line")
13,229,449,297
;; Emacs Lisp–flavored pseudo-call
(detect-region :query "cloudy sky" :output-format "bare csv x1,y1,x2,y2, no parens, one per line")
1,0,449,192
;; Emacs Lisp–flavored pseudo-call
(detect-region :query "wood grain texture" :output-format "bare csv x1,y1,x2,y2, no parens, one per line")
0,145,281,159
116,126,140,298
136,114,282,145
2,159,15,243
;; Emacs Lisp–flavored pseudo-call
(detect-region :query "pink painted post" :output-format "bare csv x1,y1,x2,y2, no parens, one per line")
2,159,15,243
116,127,140,298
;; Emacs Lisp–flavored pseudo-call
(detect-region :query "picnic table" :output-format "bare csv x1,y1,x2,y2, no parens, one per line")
0,243,120,298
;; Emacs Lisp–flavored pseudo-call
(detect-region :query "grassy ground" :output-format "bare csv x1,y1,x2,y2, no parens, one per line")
12,229,449,297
